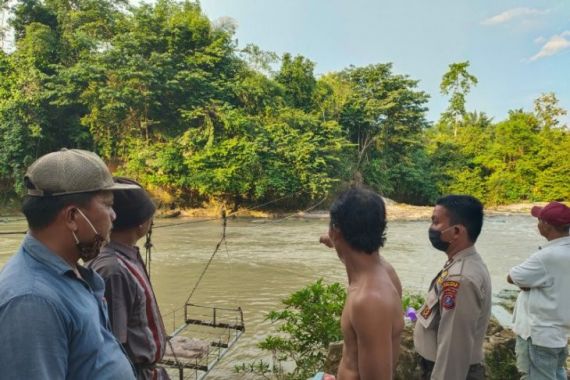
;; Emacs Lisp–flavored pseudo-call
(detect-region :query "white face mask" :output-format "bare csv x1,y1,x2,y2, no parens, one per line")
72,209,105,261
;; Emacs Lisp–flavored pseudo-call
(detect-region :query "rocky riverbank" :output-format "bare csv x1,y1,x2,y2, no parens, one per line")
0,198,550,221
322,315,570,379
323,317,547,380
155,200,542,222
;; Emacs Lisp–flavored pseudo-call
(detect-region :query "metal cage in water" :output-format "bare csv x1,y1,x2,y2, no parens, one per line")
160,303,245,380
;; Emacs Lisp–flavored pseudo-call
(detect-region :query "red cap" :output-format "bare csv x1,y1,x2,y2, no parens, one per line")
531,202,570,226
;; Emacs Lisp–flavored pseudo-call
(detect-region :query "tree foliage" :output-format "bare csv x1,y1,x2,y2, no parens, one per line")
1,3,568,207
429,62,569,205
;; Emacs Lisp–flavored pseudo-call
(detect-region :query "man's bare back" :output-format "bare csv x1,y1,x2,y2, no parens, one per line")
337,259,403,380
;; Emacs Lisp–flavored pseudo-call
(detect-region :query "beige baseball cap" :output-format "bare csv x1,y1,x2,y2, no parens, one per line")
24,149,139,196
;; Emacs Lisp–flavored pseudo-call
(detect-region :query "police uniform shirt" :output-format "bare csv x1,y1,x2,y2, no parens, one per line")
413,246,492,380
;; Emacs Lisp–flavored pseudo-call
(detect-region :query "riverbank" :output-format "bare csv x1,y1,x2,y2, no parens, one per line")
161,201,543,222
0,200,551,221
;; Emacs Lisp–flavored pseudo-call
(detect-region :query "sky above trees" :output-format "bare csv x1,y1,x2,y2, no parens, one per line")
198,0,570,124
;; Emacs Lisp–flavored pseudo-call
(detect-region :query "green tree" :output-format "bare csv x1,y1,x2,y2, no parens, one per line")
239,43,279,77
79,0,238,158
428,111,492,200
312,72,352,122
440,61,478,136
275,53,316,111
483,110,540,204
534,92,567,130
338,63,434,203
532,126,570,201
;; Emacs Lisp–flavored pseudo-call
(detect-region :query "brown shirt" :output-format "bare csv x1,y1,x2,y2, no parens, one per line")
413,246,492,380
88,242,169,380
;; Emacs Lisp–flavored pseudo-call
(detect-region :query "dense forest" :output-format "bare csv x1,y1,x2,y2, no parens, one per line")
0,0,568,208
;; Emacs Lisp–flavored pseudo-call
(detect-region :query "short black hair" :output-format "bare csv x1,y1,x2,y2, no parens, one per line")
22,192,97,230
112,177,156,232
436,195,484,243
330,187,387,254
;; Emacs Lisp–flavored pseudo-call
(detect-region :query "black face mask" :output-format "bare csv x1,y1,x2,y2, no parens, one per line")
72,209,106,262
428,227,450,252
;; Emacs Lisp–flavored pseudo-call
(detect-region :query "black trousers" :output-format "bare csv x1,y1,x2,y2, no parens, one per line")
419,356,485,380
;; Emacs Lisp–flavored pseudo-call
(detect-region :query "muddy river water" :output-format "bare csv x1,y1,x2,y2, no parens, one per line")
0,214,538,378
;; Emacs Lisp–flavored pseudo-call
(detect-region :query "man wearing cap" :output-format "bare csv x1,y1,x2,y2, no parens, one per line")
87,177,170,380
508,201,570,380
0,149,138,379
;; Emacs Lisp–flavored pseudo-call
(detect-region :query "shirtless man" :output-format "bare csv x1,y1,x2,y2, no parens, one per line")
320,187,403,380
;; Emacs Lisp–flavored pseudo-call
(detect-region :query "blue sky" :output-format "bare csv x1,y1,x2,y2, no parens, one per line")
199,0,570,124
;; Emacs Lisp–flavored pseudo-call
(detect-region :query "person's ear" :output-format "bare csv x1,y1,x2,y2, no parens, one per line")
63,206,79,231
330,224,342,241
451,224,463,239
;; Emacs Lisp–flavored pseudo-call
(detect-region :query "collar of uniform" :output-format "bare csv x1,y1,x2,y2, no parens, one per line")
106,240,140,261
449,245,477,263
539,235,570,250
22,233,76,276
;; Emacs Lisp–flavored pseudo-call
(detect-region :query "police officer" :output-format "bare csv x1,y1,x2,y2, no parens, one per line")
413,195,492,380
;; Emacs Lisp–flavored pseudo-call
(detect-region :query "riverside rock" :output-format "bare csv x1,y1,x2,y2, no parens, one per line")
321,317,521,379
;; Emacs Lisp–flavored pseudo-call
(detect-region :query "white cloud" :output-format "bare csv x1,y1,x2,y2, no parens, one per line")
530,31,570,61
482,8,548,26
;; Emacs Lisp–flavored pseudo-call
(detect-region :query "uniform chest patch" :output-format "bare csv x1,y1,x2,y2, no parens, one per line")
420,304,432,319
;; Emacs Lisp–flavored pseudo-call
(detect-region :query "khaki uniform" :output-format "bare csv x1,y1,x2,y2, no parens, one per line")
413,246,492,380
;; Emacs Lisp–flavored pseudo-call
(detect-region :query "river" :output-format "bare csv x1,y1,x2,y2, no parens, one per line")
0,214,539,378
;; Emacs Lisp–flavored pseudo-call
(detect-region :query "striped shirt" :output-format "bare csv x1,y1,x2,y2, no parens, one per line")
88,241,169,380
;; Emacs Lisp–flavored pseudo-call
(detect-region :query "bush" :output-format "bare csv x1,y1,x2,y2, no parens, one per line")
235,279,346,380
402,292,425,312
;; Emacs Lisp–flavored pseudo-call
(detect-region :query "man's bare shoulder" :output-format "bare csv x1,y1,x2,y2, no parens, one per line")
348,285,401,343
349,285,398,316
380,257,403,297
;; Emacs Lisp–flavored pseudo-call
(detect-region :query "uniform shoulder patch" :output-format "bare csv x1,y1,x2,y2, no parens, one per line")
442,293,456,310
442,280,460,290
441,280,460,310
